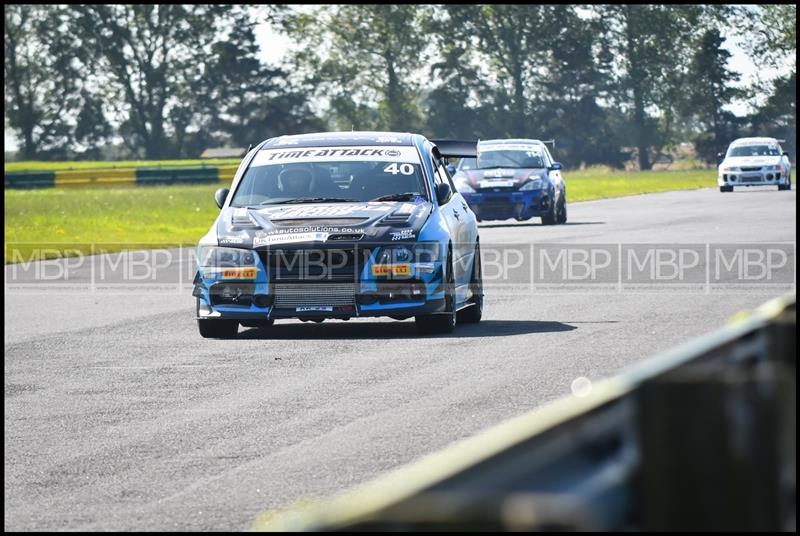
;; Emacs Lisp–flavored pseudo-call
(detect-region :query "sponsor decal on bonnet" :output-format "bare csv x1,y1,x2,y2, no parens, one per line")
390,229,416,241
253,232,329,247
268,205,384,218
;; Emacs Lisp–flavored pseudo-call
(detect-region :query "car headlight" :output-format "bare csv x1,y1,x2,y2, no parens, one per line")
376,245,413,264
519,178,544,191
376,243,441,264
199,246,257,267
455,178,475,193
721,166,740,172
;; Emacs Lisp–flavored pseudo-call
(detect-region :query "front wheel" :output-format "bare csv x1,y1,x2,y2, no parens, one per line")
458,244,483,324
416,253,456,334
198,319,238,339
720,185,733,192
556,192,568,224
541,194,557,225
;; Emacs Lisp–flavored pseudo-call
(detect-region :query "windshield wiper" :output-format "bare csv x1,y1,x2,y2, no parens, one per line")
260,197,358,205
370,192,423,202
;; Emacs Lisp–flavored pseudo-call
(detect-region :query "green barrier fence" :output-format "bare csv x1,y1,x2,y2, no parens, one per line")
5,165,238,189
4,171,56,189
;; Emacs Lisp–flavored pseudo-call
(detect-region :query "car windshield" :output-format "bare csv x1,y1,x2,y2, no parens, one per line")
476,147,545,169
728,145,781,157
457,157,477,171
231,145,429,206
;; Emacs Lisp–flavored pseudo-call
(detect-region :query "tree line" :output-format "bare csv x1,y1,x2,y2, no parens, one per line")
4,4,796,168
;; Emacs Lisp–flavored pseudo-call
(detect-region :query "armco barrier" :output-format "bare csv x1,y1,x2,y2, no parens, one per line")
254,293,796,531
4,171,55,189
135,166,219,185
55,168,136,187
5,165,238,189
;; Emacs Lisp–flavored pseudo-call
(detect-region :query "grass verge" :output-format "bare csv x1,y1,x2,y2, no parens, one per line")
4,169,717,263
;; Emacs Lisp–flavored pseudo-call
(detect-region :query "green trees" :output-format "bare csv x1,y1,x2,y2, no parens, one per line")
684,29,741,164
3,5,795,164
277,5,430,132
4,5,82,159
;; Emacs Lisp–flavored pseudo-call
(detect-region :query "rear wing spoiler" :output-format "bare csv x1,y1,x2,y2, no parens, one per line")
431,139,478,159
541,139,556,150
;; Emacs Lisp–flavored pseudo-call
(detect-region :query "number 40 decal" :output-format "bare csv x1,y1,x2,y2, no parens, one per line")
383,163,414,175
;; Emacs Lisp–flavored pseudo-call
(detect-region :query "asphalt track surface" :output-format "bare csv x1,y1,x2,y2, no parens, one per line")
4,186,796,530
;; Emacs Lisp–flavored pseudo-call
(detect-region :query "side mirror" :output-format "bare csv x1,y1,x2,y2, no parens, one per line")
549,162,563,171
446,164,456,175
435,182,452,205
716,152,725,165
783,151,790,157
214,188,229,209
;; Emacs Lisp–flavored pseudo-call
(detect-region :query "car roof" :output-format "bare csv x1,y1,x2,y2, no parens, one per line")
729,137,781,146
478,138,547,147
262,131,418,148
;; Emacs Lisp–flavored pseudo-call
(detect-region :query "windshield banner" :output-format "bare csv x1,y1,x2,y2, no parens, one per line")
250,146,421,167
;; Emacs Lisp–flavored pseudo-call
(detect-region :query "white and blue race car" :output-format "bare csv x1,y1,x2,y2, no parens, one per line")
451,139,567,224
193,132,483,338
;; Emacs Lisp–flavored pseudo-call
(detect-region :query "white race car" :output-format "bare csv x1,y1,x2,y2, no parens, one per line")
717,137,792,192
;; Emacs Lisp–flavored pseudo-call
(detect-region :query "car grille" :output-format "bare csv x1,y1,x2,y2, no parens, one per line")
740,167,762,172
259,247,370,282
479,201,515,212
740,175,763,183
476,185,517,192
272,283,356,308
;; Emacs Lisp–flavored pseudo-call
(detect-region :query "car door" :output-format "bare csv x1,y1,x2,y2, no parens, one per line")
543,146,564,200
432,155,474,298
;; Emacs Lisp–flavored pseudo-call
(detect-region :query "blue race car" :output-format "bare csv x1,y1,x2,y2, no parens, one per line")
452,139,567,224
193,132,483,338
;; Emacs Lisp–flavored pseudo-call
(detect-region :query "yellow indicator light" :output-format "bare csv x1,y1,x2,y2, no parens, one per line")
221,267,258,279
371,264,411,276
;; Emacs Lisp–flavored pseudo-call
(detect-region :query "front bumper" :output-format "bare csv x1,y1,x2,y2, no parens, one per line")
462,190,551,220
718,168,789,187
194,260,448,321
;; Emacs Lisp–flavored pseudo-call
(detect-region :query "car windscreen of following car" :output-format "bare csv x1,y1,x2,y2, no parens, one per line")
477,145,545,169
727,145,781,157
231,145,429,206
457,157,477,171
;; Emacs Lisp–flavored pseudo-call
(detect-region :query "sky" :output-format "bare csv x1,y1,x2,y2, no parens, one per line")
3,6,791,152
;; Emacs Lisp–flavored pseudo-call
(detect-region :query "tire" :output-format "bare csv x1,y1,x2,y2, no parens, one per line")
198,319,238,339
457,244,483,324
556,192,568,224
541,193,557,225
720,185,733,192
778,176,791,191
239,319,275,328
416,250,457,334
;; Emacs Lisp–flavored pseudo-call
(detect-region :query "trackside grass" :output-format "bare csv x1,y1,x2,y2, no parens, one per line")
5,185,221,263
4,169,717,263
565,168,716,202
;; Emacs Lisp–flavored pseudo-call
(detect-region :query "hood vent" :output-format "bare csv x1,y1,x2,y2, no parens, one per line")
271,218,367,227
231,208,260,228
328,233,365,241
379,213,412,225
